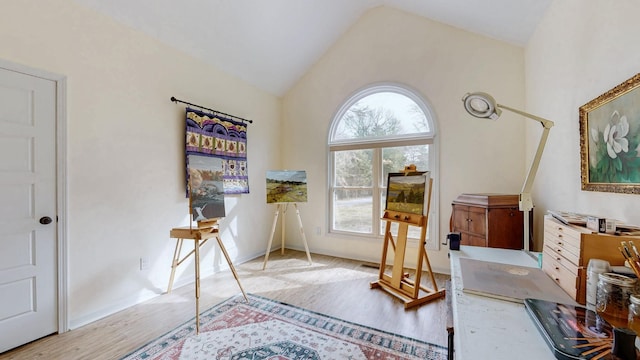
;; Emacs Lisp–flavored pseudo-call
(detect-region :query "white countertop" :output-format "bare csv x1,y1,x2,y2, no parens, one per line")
450,246,576,360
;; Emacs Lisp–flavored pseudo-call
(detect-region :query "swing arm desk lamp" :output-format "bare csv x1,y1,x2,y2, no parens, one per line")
462,92,554,253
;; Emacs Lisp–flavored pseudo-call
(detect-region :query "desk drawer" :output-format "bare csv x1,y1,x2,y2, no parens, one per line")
544,240,580,267
544,218,582,248
543,246,578,276
543,249,579,300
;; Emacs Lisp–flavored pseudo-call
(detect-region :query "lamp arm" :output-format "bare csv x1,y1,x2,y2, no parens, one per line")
497,104,554,212
518,126,551,212
498,104,555,129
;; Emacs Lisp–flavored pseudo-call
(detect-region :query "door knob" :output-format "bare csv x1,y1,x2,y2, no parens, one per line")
39,216,53,225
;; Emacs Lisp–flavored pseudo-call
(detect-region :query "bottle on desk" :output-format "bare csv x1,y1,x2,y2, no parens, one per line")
587,259,611,311
596,272,637,328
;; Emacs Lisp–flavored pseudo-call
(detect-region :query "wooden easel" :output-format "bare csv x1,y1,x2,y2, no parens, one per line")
166,177,248,334
168,219,248,334
263,203,312,269
370,176,445,309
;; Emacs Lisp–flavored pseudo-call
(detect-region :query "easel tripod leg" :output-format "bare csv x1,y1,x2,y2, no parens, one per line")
281,203,287,255
194,239,201,334
294,203,312,264
167,238,183,294
216,235,249,303
263,204,281,270
422,247,439,292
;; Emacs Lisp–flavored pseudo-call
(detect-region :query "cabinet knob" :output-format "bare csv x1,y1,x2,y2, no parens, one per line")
555,266,560,270
556,257,561,261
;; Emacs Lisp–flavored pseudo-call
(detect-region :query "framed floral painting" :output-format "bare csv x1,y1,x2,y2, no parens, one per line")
580,73,640,194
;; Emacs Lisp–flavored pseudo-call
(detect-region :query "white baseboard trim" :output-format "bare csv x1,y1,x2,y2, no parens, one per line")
68,250,265,330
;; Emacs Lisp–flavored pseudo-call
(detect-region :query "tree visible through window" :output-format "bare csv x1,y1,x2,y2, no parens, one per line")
329,84,437,244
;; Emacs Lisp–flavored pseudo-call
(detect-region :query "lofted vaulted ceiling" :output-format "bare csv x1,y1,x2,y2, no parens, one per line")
73,0,552,96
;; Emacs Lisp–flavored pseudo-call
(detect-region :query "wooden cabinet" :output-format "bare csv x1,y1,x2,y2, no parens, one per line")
542,216,637,305
450,193,524,249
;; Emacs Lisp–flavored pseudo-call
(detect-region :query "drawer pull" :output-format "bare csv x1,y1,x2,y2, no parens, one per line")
556,248,562,253
556,257,561,261
558,234,563,238
557,241,563,246
555,266,560,270
554,278,560,282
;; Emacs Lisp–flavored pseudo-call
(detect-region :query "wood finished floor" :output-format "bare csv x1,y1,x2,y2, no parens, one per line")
1,250,450,359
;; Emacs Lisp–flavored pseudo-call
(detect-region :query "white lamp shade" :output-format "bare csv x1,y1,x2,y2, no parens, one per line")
462,92,502,120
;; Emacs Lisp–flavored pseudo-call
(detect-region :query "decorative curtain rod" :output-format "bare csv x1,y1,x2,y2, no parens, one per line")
170,96,253,124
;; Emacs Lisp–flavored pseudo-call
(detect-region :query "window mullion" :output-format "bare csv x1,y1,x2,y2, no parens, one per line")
372,148,382,236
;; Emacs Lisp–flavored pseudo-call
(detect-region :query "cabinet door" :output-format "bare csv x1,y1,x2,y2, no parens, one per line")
451,205,470,232
486,208,523,249
467,207,486,236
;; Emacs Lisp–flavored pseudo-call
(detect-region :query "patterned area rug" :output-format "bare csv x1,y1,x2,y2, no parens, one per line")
120,294,448,360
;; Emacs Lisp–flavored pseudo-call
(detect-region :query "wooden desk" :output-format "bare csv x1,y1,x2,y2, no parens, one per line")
168,224,248,334
450,246,575,360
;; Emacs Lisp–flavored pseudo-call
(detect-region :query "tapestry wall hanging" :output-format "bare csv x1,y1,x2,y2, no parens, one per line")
185,108,249,194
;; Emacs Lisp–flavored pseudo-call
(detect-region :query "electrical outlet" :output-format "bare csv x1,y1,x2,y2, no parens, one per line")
140,257,149,271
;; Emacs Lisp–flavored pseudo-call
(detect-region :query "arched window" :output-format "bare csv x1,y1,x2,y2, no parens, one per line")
328,83,438,248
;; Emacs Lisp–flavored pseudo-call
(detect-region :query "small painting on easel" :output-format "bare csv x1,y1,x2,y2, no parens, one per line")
385,171,429,215
187,154,225,221
266,170,307,203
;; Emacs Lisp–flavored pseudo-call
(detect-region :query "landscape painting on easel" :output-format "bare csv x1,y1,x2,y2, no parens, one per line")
266,170,307,203
385,172,429,215
187,154,226,221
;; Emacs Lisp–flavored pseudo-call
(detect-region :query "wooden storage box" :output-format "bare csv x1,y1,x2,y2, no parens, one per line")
542,216,638,305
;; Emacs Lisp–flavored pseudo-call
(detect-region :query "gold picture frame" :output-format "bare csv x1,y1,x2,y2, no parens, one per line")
580,73,640,194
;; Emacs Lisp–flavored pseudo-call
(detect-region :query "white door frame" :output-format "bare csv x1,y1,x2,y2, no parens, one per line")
0,58,68,333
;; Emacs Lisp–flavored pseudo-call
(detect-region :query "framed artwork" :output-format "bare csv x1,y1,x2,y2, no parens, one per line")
187,154,226,221
385,171,430,215
580,73,640,194
266,170,308,203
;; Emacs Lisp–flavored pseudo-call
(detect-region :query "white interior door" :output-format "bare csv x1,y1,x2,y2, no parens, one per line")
0,66,58,353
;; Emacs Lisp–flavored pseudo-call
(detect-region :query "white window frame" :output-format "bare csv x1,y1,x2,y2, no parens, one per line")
327,83,440,250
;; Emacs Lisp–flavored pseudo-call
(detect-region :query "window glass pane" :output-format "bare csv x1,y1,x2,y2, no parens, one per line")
333,92,428,141
379,222,424,239
381,145,429,186
333,189,372,233
334,149,373,187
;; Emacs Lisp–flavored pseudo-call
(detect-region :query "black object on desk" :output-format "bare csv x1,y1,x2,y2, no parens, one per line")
445,232,461,250
524,298,614,360
612,327,637,360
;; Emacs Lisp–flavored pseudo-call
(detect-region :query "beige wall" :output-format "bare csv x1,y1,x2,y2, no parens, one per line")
0,0,569,330
527,1,640,248
282,6,527,271
0,0,281,327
